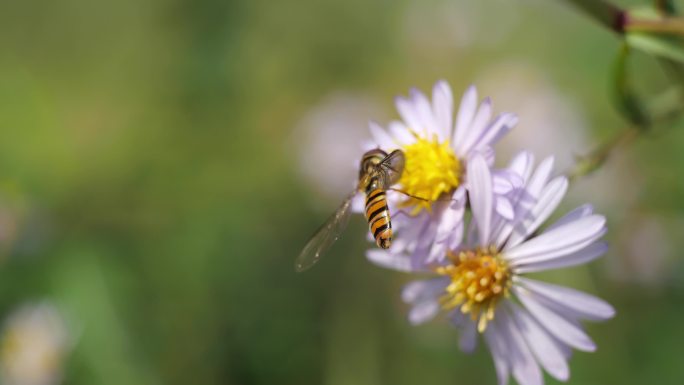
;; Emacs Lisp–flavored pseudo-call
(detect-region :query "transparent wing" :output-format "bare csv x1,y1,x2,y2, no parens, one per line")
295,192,356,272
377,150,405,189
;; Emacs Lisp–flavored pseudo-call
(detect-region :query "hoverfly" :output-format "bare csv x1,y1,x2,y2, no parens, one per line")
295,149,405,272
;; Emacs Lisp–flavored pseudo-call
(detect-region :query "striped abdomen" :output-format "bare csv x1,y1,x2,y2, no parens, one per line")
365,188,392,249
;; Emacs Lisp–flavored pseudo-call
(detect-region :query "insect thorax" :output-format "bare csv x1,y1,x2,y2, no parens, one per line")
359,149,387,191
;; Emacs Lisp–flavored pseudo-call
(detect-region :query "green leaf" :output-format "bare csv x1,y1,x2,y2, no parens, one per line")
612,43,651,127
626,32,684,63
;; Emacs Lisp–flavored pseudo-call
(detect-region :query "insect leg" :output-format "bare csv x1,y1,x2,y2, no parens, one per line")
389,188,460,203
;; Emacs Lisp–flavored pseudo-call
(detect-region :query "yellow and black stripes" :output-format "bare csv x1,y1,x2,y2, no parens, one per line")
365,187,392,249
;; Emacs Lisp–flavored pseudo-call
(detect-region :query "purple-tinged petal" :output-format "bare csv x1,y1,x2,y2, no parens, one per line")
546,204,594,232
410,87,439,138
434,187,466,243
472,113,518,151
366,249,415,272
396,95,422,135
467,155,494,246
350,193,365,213
493,170,524,194
513,241,608,274
511,231,606,267
478,145,496,166
408,300,440,325
369,121,396,149
497,196,515,220
388,120,415,146
432,80,454,141
484,319,511,385
505,215,606,261
508,302,570,381
516,277,615,321
453,85,478,149
459,319,478,353
498,309,543,385
426,241,448,264
402,278,450,303
508,151,535,183
505,176,569,249
514,286,596,352
458,97,492,155
526,157,555,198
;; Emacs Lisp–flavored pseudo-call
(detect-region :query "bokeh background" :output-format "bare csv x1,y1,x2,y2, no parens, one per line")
0,0,683,384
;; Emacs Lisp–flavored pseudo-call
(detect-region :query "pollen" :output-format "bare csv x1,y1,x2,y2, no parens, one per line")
398,136,461,213
436,247,511,333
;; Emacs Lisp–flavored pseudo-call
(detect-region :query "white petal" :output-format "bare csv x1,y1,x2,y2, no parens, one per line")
366,249,415,272
396,96,422,134
484,320,510,385
508,302,570,381
516,277,615,321
491,153,539,248
426,241,448,264
546,204,594,232
508,151,535,183
505,215,606,261
391,210,430,253
499,309,543,385
453,85,478,149
465,219,479,248
514,241,608,274
458,97,492,155
350,193,365,213
472,113,518,150
496,196,515,220
402,278,449,303
409,218,440,269
428,198,465,262
434,188,466,243
514,286,596,352
410,88,438,138
479,145,496,166
511,232,606,267
369,121,395,149
409,300,440,325
467,155,494,246
387,121,415,145
505,176,569,249
360,139,376,152
526,157,555,198
459,320,478,353
432,80,453,141
493,170,523,194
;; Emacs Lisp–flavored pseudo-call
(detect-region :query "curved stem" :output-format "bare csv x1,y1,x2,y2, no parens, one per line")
567,128,638,181
625,17,684,35
560,0,625,33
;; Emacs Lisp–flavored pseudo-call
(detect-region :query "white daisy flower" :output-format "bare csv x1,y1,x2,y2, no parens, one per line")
355,80,519,265
0,302,71,385
369,152,615,385
292,92,384,202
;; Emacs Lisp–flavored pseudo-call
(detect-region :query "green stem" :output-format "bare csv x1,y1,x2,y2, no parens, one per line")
568,103,684,180
625,17,684,35
560,0,625,33
567,127,638,181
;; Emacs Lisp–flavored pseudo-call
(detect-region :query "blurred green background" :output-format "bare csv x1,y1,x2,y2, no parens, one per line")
0,0,683,384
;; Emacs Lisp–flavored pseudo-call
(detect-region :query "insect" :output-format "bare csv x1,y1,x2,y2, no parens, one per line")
295,149,405,272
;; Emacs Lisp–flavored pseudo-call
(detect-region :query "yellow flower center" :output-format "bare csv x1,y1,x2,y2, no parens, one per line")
436,247,511,333
398,136,461,213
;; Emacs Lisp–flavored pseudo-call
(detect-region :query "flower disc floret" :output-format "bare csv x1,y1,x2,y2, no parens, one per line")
398,136,461,212
436,246,511,332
